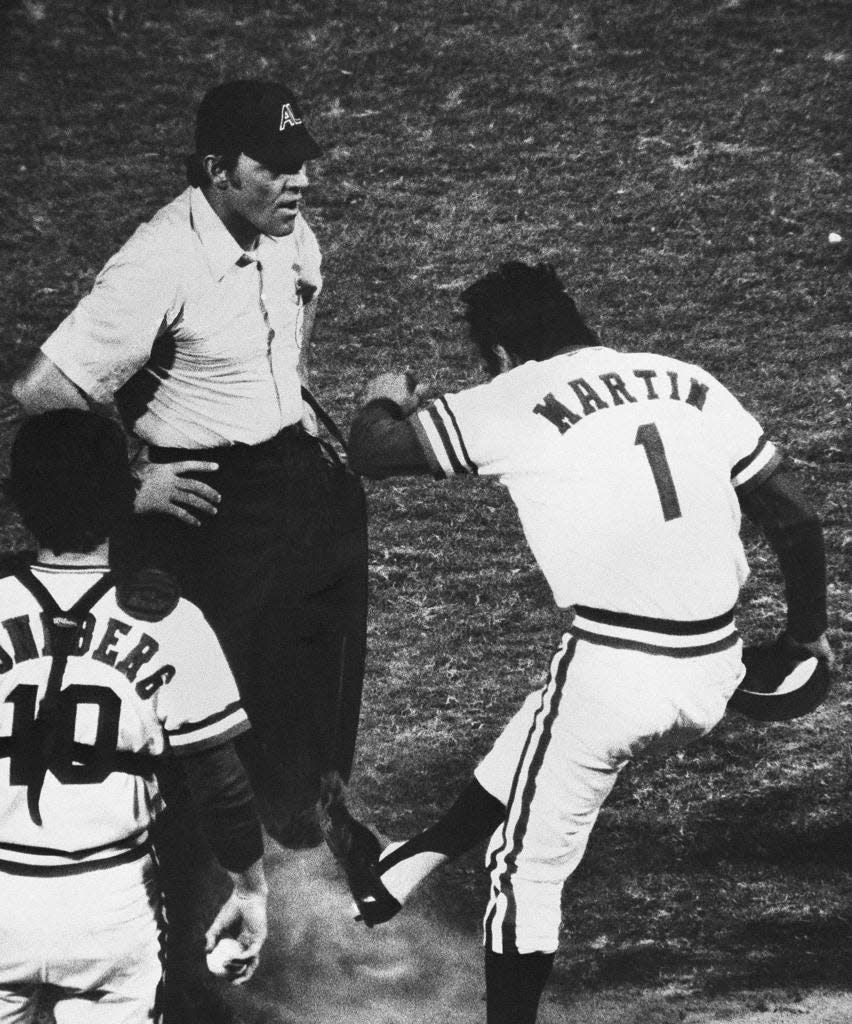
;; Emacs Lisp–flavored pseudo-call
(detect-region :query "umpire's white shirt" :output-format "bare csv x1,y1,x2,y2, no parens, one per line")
42,187,322,448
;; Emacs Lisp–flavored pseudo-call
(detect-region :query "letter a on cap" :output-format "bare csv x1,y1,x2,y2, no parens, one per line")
280,103,303,131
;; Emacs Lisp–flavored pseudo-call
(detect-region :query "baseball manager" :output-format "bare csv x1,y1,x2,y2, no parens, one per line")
337,261,833,1024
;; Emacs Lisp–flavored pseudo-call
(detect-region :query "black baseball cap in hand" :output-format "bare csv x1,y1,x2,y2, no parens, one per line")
195,79,323,172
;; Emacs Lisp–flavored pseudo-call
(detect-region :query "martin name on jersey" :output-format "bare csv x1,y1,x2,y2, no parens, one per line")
414,347,781,626
0,565,249,875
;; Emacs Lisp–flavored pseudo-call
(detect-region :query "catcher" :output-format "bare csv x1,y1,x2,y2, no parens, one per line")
0,410,268,1024
326,262,833,1024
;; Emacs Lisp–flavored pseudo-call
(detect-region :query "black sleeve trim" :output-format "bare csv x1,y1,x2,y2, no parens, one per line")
739,464,828,642
180,743,264,872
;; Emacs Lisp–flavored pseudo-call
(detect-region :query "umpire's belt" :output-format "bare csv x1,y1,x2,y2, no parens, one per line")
148,422,306,466
569,605,739,657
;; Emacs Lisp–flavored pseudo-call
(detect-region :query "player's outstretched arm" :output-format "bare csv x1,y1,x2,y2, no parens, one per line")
739,464,834,668
181,742,269,982
348,372,432,478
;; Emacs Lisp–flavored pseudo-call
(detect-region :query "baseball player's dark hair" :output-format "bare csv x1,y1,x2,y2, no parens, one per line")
460,261,598,375
7,410,135,555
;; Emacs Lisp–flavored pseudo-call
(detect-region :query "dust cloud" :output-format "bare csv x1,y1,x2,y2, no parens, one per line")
221,841,488,1024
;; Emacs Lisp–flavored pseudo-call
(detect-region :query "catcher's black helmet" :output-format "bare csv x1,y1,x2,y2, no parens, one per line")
727,637,831,722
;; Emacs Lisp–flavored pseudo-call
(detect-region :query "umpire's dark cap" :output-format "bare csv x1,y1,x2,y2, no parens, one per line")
195,80,322,172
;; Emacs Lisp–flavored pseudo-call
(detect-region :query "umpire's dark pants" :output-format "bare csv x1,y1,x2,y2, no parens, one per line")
115,424,368,1023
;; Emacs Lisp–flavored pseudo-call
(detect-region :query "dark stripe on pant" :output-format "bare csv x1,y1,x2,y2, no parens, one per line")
151,847,169,1024
485,637,576,952
483,679,555,947
484,658,560,880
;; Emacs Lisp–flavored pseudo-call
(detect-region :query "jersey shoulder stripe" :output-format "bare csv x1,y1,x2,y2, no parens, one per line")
416,398,477,478
731,435,782,492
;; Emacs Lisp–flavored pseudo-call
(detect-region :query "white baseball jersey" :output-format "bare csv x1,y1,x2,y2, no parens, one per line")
410,345,781,957
0,564,249,875
414,347,780,628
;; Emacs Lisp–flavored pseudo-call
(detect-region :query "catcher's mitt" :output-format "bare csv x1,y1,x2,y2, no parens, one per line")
727,636,831,722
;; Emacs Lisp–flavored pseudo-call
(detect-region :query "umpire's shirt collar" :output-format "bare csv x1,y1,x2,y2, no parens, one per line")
190,187,252,280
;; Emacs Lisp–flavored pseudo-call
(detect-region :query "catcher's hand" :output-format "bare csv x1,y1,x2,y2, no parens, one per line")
204,878,268,985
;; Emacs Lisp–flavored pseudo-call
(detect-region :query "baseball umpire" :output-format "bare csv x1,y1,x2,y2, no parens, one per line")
12,79,368,1021
0,409,268,1024
329,262,833,1024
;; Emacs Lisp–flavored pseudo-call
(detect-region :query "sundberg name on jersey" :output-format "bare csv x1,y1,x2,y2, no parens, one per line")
0,610,174,699
533,366,709,432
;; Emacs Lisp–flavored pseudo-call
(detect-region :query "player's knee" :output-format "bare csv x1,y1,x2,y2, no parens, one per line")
483,883,562,956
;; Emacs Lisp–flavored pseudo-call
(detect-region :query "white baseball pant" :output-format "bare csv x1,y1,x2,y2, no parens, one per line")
0,853,165,1024
475,624,744,955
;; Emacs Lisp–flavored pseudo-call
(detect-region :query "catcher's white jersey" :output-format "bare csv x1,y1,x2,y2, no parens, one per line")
415,347,780,624
0,564,249,875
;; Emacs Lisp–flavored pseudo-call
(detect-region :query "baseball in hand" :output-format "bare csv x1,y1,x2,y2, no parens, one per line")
206,937,248,978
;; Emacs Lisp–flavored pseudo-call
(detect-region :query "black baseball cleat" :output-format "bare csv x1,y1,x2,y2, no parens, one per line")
320,775,403,928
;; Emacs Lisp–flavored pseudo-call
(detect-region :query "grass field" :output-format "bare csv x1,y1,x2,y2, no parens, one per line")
1,1,850,1022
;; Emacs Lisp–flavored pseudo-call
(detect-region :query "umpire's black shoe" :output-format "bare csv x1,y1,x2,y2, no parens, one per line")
320,776,402,927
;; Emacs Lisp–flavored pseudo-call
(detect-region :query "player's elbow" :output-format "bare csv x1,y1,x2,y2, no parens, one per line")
799,507,822,533
782,495,823,537
347,407,431,479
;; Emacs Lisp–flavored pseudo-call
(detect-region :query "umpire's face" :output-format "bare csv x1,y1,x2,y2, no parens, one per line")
225,155,309,238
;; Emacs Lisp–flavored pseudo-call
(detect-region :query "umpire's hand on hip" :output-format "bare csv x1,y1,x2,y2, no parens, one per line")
132,447,221,526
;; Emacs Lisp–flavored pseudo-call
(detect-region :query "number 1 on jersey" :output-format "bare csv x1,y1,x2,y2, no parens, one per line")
635,422,682,521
